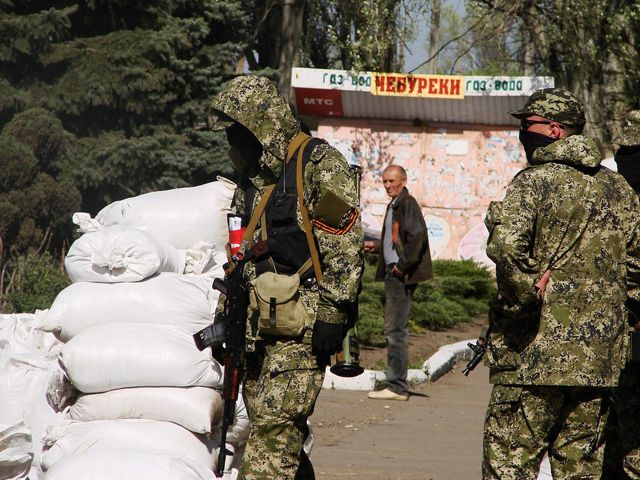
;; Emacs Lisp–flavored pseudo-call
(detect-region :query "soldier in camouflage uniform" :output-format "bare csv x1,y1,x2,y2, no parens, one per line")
209,75,363,480
482,88,640,479
603,110,640,479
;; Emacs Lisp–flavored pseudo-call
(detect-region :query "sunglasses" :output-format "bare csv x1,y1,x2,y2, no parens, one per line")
520,119,565,131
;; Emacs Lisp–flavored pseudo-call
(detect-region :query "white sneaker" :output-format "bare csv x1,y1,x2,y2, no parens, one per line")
367,388,409,401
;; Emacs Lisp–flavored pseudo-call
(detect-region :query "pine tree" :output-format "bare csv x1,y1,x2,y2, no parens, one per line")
0,0,250,254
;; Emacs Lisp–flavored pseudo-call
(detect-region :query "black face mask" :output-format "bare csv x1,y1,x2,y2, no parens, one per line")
615,145,640,193
225,122,263,172
519,129,558,163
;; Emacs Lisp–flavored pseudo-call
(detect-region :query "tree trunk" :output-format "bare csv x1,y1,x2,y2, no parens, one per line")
279,0,305,107
427,0,441,74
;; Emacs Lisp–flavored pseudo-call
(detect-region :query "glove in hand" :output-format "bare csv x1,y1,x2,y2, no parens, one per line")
311,320,343,355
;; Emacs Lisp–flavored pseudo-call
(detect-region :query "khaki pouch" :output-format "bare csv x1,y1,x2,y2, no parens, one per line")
249,271,307,337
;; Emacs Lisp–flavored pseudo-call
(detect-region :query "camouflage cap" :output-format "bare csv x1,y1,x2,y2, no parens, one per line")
614,110,640,146
510,88,586,128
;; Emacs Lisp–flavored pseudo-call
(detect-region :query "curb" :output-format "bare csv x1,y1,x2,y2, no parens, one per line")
322,339,475,391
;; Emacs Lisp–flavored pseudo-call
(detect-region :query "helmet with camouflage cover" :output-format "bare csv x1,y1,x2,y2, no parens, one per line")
209,75,299,178
510,88,586,128
614,110,640,146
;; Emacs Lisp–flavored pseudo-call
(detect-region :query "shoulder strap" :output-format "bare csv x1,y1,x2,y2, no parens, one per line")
296,138,324,285
239,184,275,255
287,132,311,162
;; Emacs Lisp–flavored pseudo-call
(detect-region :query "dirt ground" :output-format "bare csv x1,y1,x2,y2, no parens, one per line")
358,317,486,370
310,318,491,480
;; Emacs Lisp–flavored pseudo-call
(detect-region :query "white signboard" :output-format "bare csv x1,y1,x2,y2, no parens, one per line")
292,68,553,97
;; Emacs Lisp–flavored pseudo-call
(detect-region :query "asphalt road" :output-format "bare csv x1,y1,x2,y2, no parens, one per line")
310,362,492,480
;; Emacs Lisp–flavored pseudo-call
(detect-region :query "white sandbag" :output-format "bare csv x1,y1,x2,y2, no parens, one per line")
183,243,221,275
43,448,216,480
37,273,218,341
26,365,68,477
59,323,222,393
226,394,250,449
64,225,185,283
0,315,64,479
0,367,48,426
0,313,61,369
0,422,32,480
73,177,236,250
41,419,219,472
69,387,223,434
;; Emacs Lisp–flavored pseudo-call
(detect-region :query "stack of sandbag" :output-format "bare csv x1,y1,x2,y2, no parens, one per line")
32,179,251,480
84,178,234,249
0,313,64,480
70,176,236,279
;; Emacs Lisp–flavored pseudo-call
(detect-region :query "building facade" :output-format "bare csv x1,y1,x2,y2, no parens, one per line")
292,68,554,266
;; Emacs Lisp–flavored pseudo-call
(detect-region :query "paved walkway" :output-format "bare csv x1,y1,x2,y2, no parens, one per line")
311,362,492,479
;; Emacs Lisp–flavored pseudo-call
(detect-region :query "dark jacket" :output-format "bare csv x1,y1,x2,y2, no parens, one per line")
374,188,432,285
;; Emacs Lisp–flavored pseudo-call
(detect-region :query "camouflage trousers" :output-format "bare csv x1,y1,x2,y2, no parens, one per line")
239,339,325,480
483,384,610,480
602,364,640,479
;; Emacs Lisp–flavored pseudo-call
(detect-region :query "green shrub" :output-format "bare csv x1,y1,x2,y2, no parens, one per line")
1,252,70,313
357,258,496,346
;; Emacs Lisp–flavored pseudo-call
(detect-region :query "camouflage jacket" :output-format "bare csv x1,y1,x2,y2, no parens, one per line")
485,135,640,387
210,76,364,348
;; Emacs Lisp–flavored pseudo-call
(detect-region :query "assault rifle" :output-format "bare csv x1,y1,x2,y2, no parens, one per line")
462,326,491,376
193,250,253,478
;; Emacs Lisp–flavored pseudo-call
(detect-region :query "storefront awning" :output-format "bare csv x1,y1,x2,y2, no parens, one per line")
292,67,554,126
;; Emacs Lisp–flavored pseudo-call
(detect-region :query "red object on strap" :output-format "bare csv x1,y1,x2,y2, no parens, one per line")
535,270,552,299
228,227,245,257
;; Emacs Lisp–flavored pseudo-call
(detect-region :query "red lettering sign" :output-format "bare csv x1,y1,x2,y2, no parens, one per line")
450,79,461,96
294,88,343,117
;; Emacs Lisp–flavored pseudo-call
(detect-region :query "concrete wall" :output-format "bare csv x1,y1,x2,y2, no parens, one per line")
317,118,527,266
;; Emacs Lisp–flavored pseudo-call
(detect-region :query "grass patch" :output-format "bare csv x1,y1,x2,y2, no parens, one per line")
1,252,70,313
357,256,495,346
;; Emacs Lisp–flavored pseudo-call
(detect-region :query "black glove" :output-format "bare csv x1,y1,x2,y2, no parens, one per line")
311,321,343,355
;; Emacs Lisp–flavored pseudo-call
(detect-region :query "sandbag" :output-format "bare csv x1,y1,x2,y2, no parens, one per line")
41,419,219,472
0,422,32,480
0,367,48,426
73,177,236,250
58,323,222,393
226,393,250,449
43,448,217,480
37,273,218,341
69,387,223,434
64,225,184,283
27,373,66,479
0,313,61,369
0,314,64,479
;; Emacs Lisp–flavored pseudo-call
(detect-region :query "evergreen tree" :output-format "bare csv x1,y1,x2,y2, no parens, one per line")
0,0,250,251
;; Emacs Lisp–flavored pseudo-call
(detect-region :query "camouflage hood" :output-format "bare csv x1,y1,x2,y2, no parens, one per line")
209,75,299,179
531,135,602,169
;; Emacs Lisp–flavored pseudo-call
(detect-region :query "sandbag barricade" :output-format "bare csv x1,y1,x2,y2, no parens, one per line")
0,314,64,480
33,180,249,480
